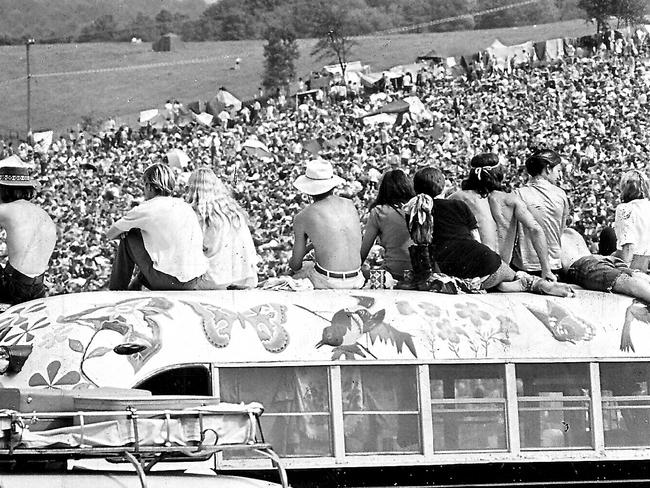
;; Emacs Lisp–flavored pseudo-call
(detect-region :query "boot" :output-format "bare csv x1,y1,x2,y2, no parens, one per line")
409,245,435,291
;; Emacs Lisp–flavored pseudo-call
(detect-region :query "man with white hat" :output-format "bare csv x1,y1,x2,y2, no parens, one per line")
290,159,365,289
0,161,56,303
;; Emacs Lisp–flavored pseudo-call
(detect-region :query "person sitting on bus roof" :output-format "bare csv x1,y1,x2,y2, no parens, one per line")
289,159,365,289
0,164,56,304
406,166,573,296
449,153,557,282
561,228,650,302
512,149,569,278
106,163,215,291
185,167,258,289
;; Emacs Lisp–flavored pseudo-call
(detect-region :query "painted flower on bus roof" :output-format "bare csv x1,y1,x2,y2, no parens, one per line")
28,360,81,389
0,301,50,346
455,301,491,326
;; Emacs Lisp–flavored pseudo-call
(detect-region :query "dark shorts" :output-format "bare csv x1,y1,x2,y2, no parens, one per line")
434,240,502,279
0,263,47,305
566,255,634,292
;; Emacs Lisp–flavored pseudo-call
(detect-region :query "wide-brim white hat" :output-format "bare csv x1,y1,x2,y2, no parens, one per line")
293,159,344,195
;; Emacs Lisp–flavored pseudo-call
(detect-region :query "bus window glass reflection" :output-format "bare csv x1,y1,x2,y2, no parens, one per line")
516,363,591,449
341,365,420,454
600,362,650,447
430,364,506,451
219,367,331,457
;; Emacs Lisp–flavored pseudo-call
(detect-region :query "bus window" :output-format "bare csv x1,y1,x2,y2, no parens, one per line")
600,362,650,447
136,365,212,396
219,367,331,457
516,363,591,449
341,365,420,455
429,364,506,452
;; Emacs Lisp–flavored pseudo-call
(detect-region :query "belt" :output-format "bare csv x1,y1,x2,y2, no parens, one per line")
314,263,360,280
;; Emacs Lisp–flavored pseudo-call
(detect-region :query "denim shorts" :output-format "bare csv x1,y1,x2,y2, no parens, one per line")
567,255,634,292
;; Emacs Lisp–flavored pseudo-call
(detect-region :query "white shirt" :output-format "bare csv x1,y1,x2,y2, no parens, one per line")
513,179,569,272
113,196,208,281
615,198,650,255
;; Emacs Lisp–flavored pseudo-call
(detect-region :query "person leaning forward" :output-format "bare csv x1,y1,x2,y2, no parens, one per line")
289,159,365,289
106,163,214,291
0,164,56,304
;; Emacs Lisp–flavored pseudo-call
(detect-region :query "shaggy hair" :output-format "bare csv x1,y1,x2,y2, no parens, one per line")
186,167,246,229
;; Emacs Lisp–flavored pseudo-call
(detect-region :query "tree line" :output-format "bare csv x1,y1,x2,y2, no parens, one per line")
0,0,644,46
2,0,587,45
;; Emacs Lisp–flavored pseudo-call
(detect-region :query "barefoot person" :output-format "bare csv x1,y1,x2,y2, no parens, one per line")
561,228,650,302
450,153,557,281
107,163,213,291
512,149,569,278
0,164,56,303
407,166,572,296
289,159,365,289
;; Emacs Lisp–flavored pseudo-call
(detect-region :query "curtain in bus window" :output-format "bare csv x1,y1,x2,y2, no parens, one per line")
341,365,420,454
220,367,330,456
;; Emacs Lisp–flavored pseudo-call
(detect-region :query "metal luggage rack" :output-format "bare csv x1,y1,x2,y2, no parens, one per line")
0,406,289,488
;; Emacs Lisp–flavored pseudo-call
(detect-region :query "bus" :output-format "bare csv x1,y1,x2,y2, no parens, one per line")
0,289,649,486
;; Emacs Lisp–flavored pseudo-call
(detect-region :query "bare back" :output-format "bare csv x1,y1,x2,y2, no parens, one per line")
488,191,518,264
449,190,498,251
297,195,362,271
0,201,57,276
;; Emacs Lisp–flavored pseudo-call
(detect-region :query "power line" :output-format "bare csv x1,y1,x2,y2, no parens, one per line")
372,0,543,36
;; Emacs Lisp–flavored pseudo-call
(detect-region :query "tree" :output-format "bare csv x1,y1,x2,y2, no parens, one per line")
263,27,299,93
310,1,359,82
577,0,614,32
155,9,174,35
78,14,117,42
613,0,647,27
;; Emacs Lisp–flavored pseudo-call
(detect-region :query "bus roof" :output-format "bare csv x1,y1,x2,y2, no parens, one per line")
0,289,646,389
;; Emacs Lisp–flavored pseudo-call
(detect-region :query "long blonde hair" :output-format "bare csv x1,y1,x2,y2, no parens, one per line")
186,167,246,229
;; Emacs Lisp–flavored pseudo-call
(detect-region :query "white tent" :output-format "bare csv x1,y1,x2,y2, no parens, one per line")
166,149,190,169
403,96,433,122
139,109,159,124
33,130,53,153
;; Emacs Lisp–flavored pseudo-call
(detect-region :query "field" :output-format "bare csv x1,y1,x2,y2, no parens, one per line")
0,19,595,137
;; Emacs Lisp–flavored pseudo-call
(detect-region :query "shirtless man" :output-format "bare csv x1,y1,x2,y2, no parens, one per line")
290,159,365,289
0,164,56,303
450,153,556,281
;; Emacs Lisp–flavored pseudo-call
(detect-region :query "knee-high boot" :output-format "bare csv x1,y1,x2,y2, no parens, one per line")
409,245,435,291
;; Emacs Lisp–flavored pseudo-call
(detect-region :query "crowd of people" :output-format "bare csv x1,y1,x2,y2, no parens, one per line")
1,32,650,297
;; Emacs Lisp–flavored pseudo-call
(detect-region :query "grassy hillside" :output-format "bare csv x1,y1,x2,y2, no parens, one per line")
0,19,595,137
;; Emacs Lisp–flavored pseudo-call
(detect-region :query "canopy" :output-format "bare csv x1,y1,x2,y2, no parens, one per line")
166,148,190,169
361,99,410,118
207,90,242,117
242,139,273,159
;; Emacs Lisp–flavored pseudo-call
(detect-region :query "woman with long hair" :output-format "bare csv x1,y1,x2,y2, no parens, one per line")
614,169,650,271
360,169,415,280
186,167,258,289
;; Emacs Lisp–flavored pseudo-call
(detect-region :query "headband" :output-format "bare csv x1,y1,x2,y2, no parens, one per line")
471,160,500,181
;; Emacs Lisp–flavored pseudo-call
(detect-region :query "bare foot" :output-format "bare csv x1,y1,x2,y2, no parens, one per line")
535,279,575,297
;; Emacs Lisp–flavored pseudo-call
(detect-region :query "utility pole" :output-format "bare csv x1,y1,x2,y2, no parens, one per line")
25,38,35,142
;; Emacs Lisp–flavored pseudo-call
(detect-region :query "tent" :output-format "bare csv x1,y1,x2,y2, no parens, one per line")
361,99,411,118
207,89,242,117
417,48,447,63
534,38,565,62
186,101,205,114
153,33,183,52
166,149,190,169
